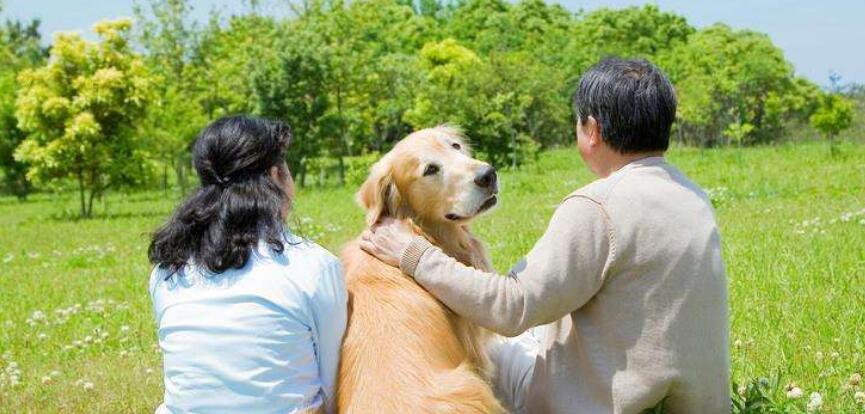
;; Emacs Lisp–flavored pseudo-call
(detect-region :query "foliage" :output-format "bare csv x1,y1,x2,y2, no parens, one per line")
13,19,155,217
661,24,814,147
567,5,692,74
0,13,47,199
0,0,847,197
405,39,558,166
192,14,280,119
810,93,854,154
731,376,790,413
134,0,206,193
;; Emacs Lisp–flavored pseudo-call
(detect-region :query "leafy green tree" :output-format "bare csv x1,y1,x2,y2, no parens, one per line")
574,5,693,58
0,10,47,199
252,31,332,186
343,0,430,151
134,0,206,193
810,92,854,155
14,19,155,217
406,38,560,167
662,24,810,146
447,0,512,53
561,5,693,79
191,13,280,119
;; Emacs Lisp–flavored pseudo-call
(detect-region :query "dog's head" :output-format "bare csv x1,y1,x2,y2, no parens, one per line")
357,126,498,226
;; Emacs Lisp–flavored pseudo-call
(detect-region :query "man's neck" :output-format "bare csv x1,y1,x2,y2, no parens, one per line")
599,150,665,178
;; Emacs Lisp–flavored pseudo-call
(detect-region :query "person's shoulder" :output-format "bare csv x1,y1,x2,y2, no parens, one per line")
284,232,338,262
148,265,164,297
278,231,343,280
565,173,626,205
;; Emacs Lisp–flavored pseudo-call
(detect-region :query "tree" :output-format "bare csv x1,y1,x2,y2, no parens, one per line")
662,24,812,146
0,10,47,199
134,0,206,193
252,30,332,187
810,92,854,155
191,13,280,119
574,5,693,57
405,39,558,167
14,19,155,217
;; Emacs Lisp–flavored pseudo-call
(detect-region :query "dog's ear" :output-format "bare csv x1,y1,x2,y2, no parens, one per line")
356,158,401,226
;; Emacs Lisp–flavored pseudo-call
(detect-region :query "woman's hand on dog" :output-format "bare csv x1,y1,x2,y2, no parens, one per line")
360,218,414,268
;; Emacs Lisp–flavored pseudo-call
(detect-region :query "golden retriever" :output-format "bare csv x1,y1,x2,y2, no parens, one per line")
337,126,504,413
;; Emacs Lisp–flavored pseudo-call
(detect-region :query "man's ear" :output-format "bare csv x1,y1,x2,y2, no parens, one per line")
586,115,602,147
356,159,401,226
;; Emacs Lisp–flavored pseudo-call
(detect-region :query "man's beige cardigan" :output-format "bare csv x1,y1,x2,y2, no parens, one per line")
400,157,730,413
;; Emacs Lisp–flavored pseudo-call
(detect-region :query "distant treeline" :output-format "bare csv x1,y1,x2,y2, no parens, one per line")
0,0,859,215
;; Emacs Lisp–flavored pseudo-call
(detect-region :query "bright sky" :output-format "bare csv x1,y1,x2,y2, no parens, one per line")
3,0,864,86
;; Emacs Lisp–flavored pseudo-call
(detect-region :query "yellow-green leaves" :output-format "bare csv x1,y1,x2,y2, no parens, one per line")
810,93,854,155
13,18,154,216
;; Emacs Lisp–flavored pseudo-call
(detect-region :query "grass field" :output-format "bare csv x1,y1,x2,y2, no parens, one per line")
1,141,864,412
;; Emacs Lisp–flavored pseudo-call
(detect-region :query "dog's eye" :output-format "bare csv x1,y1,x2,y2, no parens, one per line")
451,142,461,150
423,164,440,176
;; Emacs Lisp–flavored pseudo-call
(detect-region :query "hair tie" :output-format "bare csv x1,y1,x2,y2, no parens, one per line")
214,175,230,187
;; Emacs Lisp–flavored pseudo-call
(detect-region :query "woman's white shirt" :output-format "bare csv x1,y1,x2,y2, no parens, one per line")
150,232,347,414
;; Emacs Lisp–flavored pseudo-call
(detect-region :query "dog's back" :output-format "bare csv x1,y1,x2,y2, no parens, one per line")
336,239,503,414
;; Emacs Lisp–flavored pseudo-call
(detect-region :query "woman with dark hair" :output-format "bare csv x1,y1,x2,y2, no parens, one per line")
148,116,346,414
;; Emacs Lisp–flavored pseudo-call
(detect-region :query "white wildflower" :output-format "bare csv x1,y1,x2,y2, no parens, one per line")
850,373,862,387
786,386,804,399
855,391,865,403
82,381,95,391
37,333,48,341
41,376,52,385
807,392,823,412
31,310,46,321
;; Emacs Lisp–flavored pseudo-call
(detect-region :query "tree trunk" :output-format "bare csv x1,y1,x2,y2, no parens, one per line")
87,189,96,218
337,154,345,185
163,159,169,195
299,159,307,188
175,155,188,195
77,171,86,218
335,84,348,185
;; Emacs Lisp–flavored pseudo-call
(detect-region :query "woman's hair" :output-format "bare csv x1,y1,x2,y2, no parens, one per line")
148,115,292,275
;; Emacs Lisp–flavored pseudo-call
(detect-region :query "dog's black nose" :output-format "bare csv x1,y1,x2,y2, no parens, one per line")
474,165,497,189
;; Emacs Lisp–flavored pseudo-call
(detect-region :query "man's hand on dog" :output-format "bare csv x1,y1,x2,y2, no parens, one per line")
360,218,414,268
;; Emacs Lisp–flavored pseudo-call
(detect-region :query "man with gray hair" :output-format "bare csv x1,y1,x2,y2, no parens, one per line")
361,57,730,413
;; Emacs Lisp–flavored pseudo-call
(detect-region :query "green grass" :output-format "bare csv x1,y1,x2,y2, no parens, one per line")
1,141,864,412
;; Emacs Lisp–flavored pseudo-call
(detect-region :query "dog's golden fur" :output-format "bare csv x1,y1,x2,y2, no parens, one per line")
337,126,504,413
